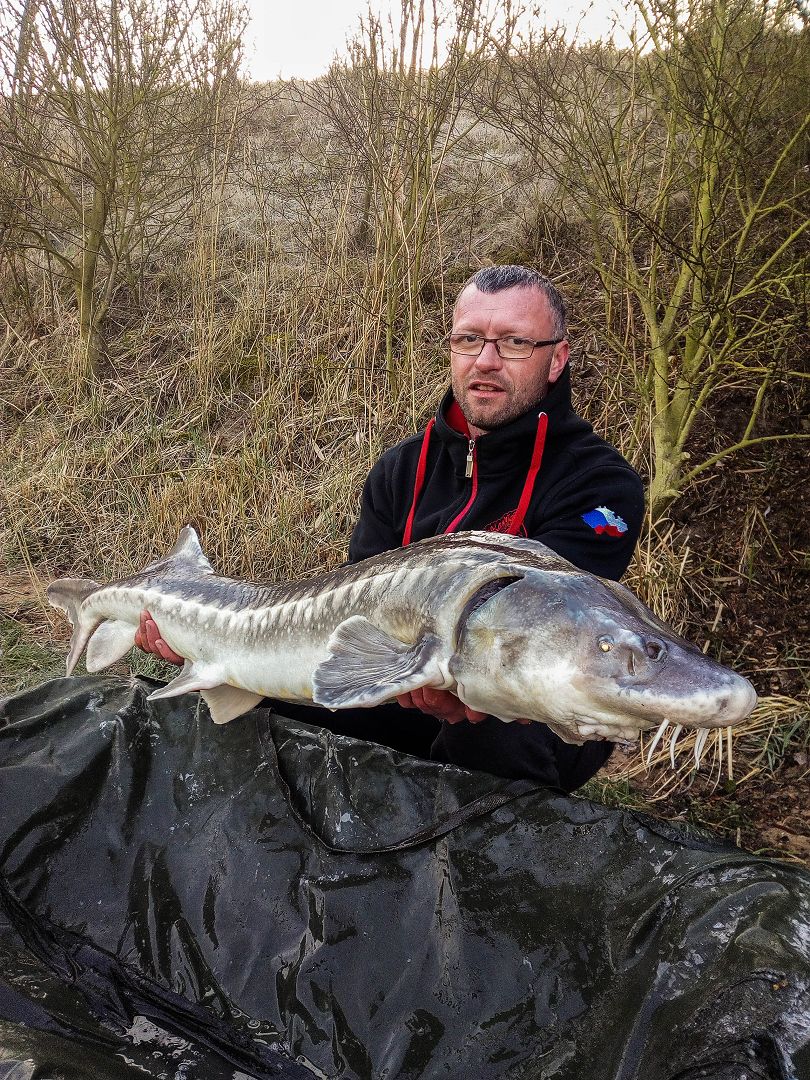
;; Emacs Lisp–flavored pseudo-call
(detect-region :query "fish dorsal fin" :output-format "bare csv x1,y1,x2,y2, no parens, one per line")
143,526,214,578
167,525,207,562
313,616,445,709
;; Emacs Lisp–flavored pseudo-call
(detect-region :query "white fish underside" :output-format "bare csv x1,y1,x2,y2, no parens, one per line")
47,528,758,745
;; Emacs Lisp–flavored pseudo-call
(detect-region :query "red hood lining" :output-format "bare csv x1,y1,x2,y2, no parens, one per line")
445,399,470,436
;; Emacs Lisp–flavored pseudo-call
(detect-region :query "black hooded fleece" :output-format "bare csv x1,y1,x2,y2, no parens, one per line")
349,363,643,580
278,365,644,792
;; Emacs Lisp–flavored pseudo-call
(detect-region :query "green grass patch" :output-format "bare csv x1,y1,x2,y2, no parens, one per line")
0,616,66,697
579,776,652,812
1,615,177,700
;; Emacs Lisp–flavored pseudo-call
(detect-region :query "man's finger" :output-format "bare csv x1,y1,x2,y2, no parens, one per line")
406,686,457,722
156,639,176,662
464,706,489,724
144,619,161,653
408,688,428,712
138,611,184,665
420,686,450,711
134,610,151,652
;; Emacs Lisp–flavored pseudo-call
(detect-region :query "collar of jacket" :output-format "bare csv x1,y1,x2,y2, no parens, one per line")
433,362,576,477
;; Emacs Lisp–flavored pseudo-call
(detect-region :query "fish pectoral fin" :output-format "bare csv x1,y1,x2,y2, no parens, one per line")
200,685,264,725
313,615,444,709
147,662,223,701
85,619,137,672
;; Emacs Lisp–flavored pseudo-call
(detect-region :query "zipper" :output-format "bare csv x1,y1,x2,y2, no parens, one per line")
445,439,479,534
465,437,476,479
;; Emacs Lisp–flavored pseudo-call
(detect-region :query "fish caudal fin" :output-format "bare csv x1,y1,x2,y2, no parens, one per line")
313,615,444,709
146,662,263,724
85,619,137,672
46,577,102,675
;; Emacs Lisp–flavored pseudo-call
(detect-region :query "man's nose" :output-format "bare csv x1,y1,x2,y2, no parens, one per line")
474,340,504,370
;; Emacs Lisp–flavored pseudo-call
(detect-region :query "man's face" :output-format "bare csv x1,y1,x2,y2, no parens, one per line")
450,284,569,436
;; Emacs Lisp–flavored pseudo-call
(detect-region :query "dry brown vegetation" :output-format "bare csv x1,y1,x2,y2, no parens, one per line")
0,0,807,861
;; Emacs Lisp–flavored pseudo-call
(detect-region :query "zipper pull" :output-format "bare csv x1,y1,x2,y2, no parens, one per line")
465,437,475,479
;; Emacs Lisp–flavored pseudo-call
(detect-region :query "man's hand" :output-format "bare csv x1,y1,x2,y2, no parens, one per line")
397,688,480,723
397,687,533,725
134,610,184,666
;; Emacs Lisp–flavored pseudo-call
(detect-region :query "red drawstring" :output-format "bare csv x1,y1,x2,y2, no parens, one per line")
401,411,549,544
507,411,548,536
443,452,479,534
402,418,435,546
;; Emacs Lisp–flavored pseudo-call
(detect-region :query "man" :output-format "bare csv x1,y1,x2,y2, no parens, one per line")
138,265,644,791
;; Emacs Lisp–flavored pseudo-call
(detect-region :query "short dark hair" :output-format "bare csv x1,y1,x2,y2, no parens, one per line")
457,265,567,337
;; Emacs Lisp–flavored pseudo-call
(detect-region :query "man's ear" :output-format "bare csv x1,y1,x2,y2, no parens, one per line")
548,340,569,384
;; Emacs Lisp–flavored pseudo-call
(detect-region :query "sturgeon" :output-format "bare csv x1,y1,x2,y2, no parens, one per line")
47,528,757,747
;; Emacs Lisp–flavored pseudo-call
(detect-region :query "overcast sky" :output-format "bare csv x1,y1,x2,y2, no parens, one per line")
241,1,630,82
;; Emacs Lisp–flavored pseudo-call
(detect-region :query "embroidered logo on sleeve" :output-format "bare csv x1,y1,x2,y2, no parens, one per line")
582,506,628,537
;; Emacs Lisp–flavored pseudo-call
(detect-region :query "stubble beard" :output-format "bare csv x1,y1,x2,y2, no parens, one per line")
452,371,549,432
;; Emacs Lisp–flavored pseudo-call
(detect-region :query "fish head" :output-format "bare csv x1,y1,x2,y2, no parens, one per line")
451,570,758,743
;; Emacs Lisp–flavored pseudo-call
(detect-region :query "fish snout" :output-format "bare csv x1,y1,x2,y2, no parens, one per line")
629,654,758,730
713,671,759,726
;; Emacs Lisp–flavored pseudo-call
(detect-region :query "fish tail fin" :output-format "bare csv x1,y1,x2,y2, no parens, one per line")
46,577,102,675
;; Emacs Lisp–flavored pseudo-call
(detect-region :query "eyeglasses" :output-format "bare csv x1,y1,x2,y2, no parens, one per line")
446,332,565,360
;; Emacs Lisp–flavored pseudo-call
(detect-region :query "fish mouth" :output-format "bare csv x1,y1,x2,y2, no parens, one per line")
607,670,758,729
559,680,758,750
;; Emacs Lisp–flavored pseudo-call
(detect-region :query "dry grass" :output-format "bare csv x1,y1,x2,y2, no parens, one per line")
605,695,807,799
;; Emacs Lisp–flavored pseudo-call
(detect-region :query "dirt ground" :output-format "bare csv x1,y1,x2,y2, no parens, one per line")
601,743,810,864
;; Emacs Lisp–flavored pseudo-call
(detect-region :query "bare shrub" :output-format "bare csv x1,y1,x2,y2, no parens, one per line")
0,0,249,377
484,0,809,518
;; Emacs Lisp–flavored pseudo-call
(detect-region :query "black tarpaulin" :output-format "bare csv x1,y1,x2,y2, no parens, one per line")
0,675,808,1079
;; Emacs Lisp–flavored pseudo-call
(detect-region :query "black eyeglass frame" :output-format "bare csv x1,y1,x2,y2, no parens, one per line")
445,332,566,359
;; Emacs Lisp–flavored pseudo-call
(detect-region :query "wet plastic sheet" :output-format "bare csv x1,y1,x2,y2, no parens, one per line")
0,676,808,1080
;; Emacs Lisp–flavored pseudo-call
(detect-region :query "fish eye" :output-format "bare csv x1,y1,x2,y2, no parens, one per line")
598,636,613,652
645,640,667,661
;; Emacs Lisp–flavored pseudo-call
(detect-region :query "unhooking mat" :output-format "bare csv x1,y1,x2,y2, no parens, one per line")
0,675,808,1080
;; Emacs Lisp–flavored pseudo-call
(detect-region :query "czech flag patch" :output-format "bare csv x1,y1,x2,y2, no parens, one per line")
582,506,628,536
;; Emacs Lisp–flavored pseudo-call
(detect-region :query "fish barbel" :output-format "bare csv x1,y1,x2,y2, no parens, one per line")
47,528,757,746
